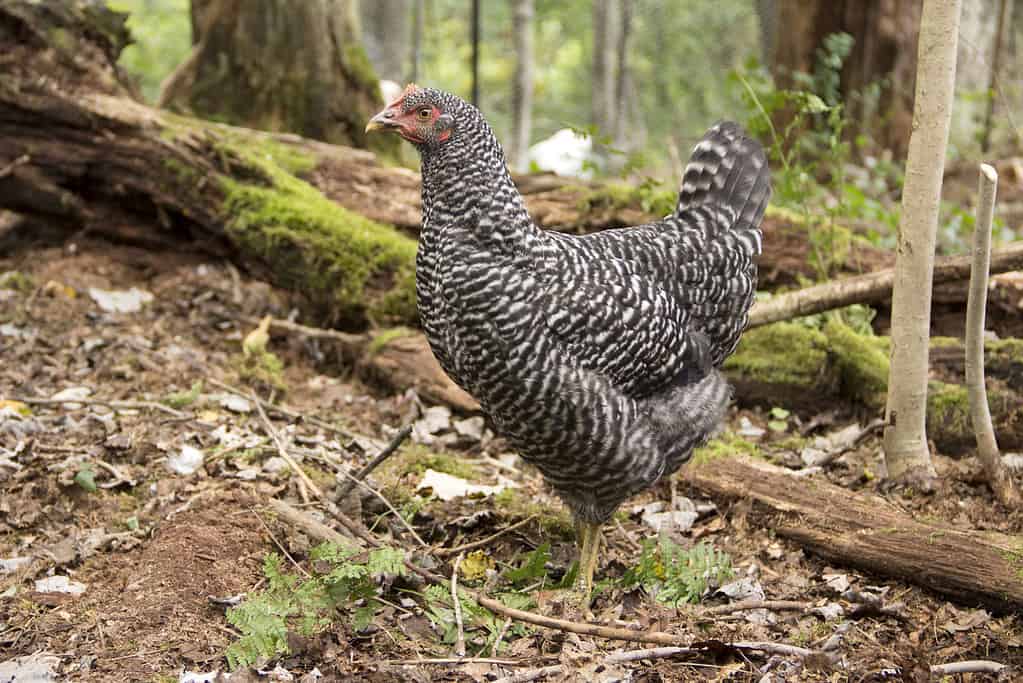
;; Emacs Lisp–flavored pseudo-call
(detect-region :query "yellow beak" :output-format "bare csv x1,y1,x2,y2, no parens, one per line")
365,110,399,134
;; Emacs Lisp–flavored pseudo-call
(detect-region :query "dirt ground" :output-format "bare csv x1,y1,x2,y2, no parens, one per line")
1,235,1022,682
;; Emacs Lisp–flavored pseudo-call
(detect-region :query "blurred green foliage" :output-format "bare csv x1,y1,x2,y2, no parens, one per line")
110,0,191,102
110,0,1016,254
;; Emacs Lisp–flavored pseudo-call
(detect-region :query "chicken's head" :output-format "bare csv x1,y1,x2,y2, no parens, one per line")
365,83,454,147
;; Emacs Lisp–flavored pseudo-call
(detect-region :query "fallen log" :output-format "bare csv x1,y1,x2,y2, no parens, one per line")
748,241,1023,328
726,321,1023,454
683,455,1023,613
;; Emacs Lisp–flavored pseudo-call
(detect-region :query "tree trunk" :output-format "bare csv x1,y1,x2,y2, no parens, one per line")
612,0,632,150
683,456,1023,613
883,0,961,487
411,0,424,83
510,0,534,174
763,1,923,159
591,0,617,137
160,0,386,150
360,0,410,84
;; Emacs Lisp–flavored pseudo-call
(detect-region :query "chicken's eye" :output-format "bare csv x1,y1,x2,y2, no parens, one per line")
417,107,432,120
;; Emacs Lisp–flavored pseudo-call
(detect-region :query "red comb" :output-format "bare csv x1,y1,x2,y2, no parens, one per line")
389,82,419,107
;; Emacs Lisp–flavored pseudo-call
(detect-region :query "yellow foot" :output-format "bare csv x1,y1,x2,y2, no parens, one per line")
572,520,604,608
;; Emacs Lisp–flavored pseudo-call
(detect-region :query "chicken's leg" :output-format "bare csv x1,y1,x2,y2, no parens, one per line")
574,520,603,602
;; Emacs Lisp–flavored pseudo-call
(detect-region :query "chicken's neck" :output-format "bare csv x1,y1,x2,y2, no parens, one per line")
419,128,541,255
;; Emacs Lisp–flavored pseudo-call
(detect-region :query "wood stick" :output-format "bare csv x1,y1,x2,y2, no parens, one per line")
265,498,362,548
699,599,810,616
684,455,1023,612
335,425,412,501
253,393,321,503
435,515,538,557
747,240,1023,328
452,553,466,659
337,468,427,547
13,395,188,418
930,660,1008,675
966,164,1021,507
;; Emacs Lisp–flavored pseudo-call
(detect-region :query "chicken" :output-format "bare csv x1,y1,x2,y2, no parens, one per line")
367,84,770,600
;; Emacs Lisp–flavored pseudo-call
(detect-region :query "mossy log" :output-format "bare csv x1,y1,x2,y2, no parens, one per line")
683,456,1023,613
726,322,1023,455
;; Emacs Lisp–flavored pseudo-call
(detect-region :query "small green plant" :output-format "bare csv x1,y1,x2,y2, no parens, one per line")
620,537,733,605
503,543,551,586
225,544,405,668
162,380,203,409
421,585,532,655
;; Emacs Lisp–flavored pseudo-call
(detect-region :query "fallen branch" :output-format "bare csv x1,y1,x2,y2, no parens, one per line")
684,455,1023,612
452,553,466,659
435,515,539,558
383,657,523,667
334,425,413,501
929,660,1008,676
337,467,427,548
253,392,320,504
265,498,362,549
13,395,187,418
699,599,810,617
748,240,1023,328
966,165,1021,508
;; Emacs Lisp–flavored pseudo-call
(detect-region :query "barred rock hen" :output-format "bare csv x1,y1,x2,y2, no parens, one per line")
367,85,770,599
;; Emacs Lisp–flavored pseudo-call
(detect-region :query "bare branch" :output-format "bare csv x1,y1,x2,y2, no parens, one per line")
966,164,1021,507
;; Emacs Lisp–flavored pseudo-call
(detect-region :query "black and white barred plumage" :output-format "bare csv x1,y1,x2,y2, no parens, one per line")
390,87,769,524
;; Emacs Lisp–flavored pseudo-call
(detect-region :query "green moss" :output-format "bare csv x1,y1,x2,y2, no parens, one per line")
218,143,418,325
380,445,479,481
367,327,416,356
724,322,829,386
578,183,676,218
824,318,889,408
926,381,971,447
0,271,34,292
235,350,286,391
220,132,318,176
343,44,380,91
492,488,575,539
1000,542,1023,581
691,431,761,466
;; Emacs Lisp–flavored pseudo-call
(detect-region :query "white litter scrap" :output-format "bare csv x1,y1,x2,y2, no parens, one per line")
213,393,252,414
34,575,87,596
50,386,92,409
179,671,229,683
636,500,698,533
0,653,61,683
167,445,205,475
416,469,514,501
88,287,154,313
0,556,33,575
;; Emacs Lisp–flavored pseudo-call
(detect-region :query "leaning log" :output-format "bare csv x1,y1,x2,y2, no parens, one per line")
683,455,1023,613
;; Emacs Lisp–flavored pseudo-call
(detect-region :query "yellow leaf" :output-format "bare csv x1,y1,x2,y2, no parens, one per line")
0,399,31,416
459,550,495,581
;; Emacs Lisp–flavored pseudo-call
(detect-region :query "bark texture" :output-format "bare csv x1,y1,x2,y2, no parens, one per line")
883,0,961,485
510,0,534,173
684,456,1023,613
762,0,923,158
161,0,385,150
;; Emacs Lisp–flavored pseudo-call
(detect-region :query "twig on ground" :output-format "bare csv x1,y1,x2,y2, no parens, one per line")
335,425,413,501
615,518,642,551
700,599,810,617
253,392,322,504
491,617,513,657
253,508,311,579
493,665,564,683
207,377,358,440
384,657,523,666
243,315,368,350
94,458,136,488
965,164,1021,508
930,660,1007,676
337,467,427,547
494,647,714,683
13,396,187,418
436,515,538,557
452,553,466,659
803,419,884,469
265,498,362,548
